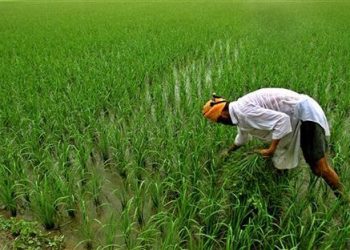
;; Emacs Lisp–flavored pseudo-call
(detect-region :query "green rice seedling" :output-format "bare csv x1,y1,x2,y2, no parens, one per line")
77,200,95,250
127,130,150,186
134,181,146,227
224,224,235,250
65,194,77,219
55,143,81,218
55,168,78,219
136,211,166,249
323,206,350,249
77,145,91,187
135,226,160,249
121,197,136,249
160,216,182,249
110,122,131,180
101,212,120,249
87,168,103,208
118,187,128,212
148,180,162,212
0,164,19,216
96,126,111,164
29,174,64,230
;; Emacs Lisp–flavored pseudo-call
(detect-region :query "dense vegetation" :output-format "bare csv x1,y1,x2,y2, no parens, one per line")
1,1,350,248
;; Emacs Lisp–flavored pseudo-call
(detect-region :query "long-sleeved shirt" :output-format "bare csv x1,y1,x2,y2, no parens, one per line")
228,88,330,169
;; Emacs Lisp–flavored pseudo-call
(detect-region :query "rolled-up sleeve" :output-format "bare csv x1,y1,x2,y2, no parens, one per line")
234,127,250,146
244,107,292,140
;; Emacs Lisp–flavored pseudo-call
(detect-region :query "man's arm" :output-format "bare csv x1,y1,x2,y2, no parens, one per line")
220,128,247,158
220,143,241,159
228,143,241,153
258,139,280,158
243,107,292,158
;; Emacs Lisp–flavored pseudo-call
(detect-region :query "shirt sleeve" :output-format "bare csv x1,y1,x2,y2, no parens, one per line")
234,127,250,146
244,106,292,140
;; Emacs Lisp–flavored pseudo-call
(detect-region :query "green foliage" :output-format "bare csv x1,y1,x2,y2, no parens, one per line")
0,0,350,248
0,216,64,249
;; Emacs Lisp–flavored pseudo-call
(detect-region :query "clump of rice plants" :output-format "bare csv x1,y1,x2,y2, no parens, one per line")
29,172,66,230
0,163,20,217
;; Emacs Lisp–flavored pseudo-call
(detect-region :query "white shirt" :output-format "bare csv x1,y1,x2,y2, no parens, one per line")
228,88,330,169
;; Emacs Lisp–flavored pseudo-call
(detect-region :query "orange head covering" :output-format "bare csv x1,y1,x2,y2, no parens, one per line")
202,94,227,122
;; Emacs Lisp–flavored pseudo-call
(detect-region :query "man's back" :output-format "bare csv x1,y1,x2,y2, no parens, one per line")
235,88,303,117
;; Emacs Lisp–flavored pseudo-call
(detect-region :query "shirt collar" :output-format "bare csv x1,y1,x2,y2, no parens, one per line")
228,102,239,125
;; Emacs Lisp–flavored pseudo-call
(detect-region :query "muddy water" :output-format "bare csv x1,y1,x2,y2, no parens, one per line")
62,157,126,249
0,157,135,249
61,152,154,249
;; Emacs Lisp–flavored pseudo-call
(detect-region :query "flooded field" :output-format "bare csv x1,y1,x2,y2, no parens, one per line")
1,0,350,248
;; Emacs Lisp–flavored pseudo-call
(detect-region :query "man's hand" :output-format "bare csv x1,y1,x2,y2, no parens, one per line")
219,144,240,159
227,144,240,153
255,139,280,158
257,148,275,158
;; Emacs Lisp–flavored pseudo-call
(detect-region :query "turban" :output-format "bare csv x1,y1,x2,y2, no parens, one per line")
202,94,227,122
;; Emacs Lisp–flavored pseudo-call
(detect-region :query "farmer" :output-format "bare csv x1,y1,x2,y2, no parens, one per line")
202,88,344,197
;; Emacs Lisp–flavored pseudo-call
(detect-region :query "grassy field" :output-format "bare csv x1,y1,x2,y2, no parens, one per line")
1,0,350,249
